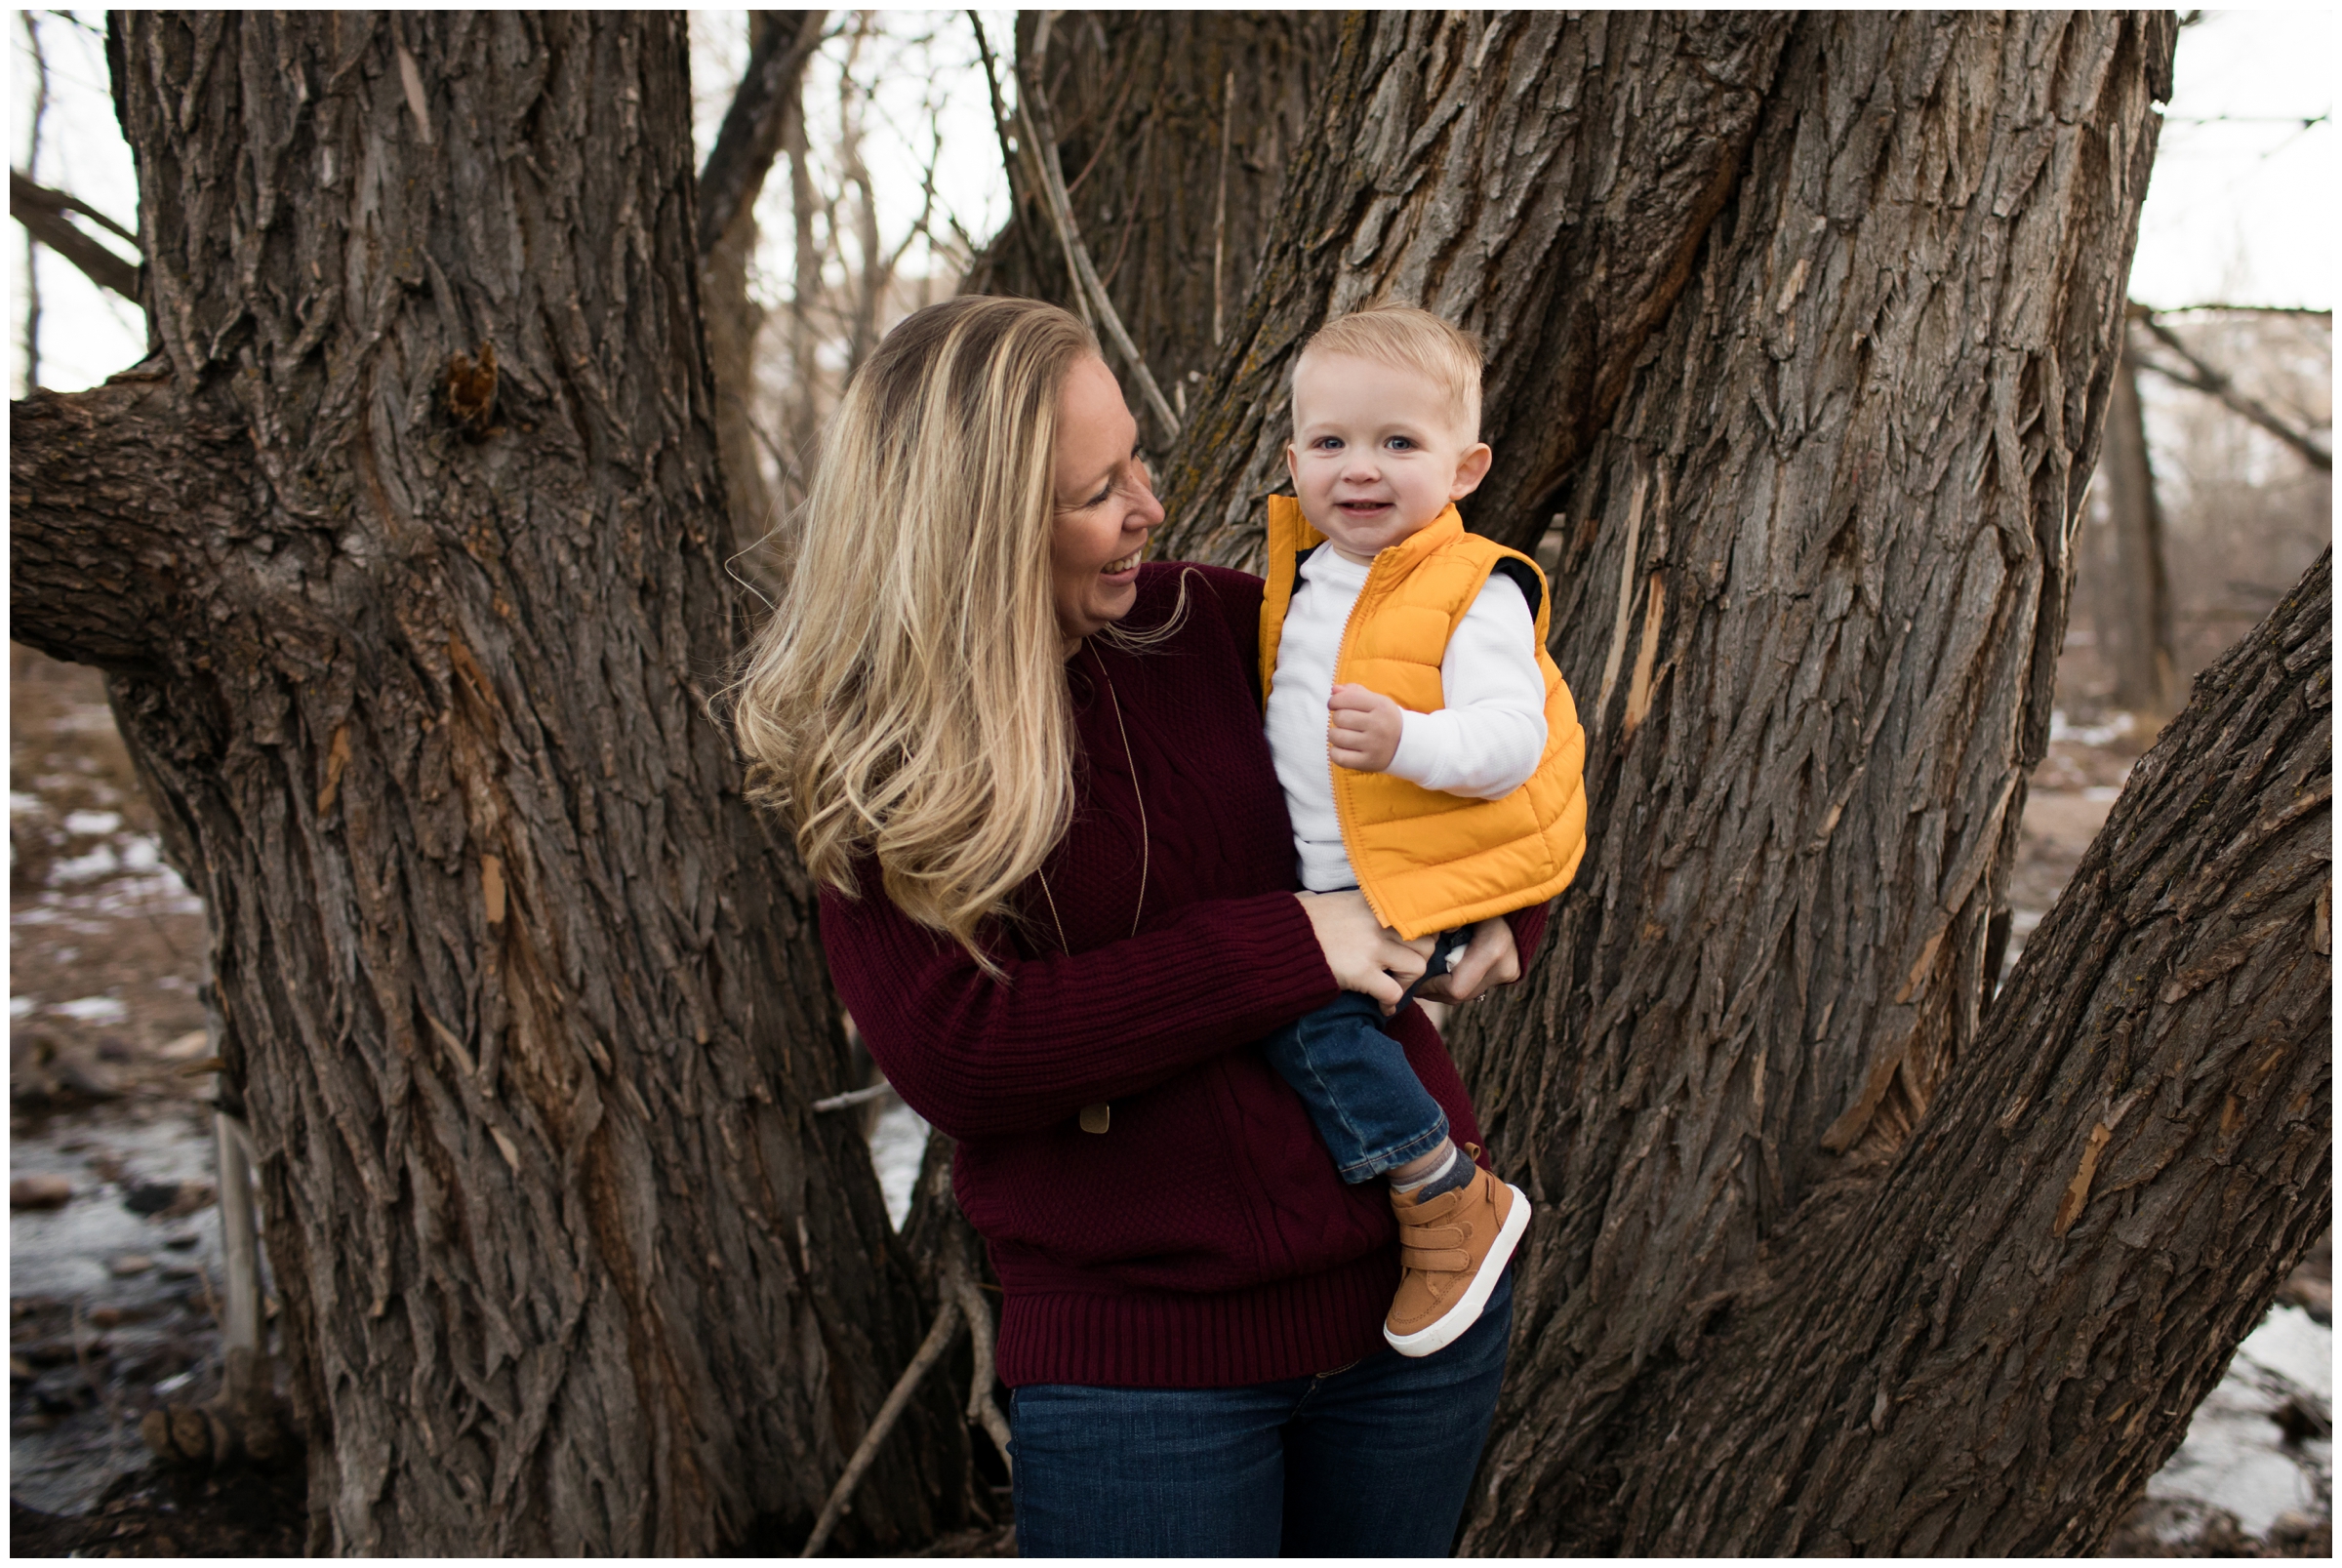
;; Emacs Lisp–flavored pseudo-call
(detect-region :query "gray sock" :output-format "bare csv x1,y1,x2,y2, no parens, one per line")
1392,1144,1472,1199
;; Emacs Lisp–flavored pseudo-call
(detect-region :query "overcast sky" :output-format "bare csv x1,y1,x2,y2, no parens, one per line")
7,9,2332,400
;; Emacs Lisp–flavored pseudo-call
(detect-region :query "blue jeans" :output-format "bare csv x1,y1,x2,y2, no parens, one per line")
1258,926,1469,1183
1008,1266,1512,1556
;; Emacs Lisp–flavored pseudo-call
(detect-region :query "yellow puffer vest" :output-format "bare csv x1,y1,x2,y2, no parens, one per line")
1260,497,1588,941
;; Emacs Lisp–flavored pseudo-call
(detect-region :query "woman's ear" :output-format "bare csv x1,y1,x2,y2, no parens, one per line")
1449,442,1493,500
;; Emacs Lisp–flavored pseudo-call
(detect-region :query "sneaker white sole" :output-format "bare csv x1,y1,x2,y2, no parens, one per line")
1384,1182,1530,1358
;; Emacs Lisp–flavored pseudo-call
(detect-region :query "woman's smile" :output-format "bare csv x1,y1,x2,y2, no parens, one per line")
1051,356,1165,646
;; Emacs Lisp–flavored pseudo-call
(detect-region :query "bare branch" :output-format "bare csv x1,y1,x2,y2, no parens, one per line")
11,379,241,671
1212,67,1233,348
1012,17,1181,445
696,11,828,258
22,13,50,387
2131,307,2333,472
11,168,141,302
798,1296,963,1558
2153,302,2331,321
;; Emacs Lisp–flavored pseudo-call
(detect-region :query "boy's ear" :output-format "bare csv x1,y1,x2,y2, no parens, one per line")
1284,443,1301,487
1449,442,1493,500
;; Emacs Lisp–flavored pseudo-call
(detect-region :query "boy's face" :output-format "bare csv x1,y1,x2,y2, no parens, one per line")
1285,351,1493,565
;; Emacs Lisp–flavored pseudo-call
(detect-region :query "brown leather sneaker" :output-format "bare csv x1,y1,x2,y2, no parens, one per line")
1384,1148,1529,1357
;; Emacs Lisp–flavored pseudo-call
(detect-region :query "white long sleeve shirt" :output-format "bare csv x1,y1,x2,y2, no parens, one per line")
1265,547,1549,894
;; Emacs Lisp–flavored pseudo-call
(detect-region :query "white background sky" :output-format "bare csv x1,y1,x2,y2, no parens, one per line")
5,9,2332,396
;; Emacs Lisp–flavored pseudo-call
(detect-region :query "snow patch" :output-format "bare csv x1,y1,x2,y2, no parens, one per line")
2147,1305,2333,1537
869,1097,930,1230
2048,708,2136,747
48,844,120,883
52,995,128,1025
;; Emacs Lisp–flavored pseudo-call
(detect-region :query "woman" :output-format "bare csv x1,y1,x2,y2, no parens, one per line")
733,296,1545,1556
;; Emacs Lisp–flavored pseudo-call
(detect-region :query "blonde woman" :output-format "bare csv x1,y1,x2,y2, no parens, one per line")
734,296,1545,1556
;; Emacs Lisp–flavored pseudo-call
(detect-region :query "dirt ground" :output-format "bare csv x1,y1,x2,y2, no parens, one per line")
8,643,2329,1554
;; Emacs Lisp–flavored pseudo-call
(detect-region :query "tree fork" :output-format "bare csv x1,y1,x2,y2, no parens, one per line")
1149,11,1797,567
15,13,958,1552
1531,551,2331,1554
992,15,2319,1555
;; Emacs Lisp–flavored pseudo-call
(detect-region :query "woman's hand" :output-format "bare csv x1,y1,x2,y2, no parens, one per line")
1412,918,1520,1005
1295,891,1433,1014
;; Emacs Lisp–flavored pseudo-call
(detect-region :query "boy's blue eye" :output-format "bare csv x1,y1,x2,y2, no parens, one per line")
1387,436,1416,451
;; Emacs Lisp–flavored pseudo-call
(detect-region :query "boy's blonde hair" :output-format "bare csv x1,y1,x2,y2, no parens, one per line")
1295,304,1484,437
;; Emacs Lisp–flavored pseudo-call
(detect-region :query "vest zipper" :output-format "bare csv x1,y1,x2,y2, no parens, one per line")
1331,550,1397,930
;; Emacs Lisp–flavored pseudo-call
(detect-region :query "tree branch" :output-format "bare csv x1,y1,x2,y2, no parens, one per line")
10,380,235,671
2130,307,2332,471
11,168,141,302
1012,16,1181,447
799,1296,963,1558
696,12,828,258
1595,551,2333,1553
2155,302,2331,320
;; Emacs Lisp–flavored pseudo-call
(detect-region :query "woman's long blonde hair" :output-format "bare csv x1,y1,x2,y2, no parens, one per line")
731,296,1099,965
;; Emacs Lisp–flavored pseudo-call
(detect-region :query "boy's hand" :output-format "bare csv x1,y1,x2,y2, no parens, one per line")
1327,684,1404,773
1413,918,1521,1005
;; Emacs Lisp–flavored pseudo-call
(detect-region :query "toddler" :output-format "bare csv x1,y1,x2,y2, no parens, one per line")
1258,305,1587,1356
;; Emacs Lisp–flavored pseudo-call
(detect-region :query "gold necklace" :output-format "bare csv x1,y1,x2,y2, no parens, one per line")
1035,641,1149,952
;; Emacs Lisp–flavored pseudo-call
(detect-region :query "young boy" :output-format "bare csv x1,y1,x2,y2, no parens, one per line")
1258,304,1587,1356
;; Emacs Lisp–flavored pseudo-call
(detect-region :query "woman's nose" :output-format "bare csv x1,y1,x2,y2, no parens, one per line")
1130,472,1165,526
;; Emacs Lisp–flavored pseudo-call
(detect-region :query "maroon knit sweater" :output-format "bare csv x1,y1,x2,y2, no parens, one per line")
820,562,1549,1388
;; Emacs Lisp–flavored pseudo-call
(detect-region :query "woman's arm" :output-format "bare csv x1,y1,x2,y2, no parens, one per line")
823,869,1338,1141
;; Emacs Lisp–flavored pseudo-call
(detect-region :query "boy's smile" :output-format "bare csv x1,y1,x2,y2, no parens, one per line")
1285,352,1492,565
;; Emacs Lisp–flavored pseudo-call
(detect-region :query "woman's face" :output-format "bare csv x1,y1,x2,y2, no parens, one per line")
1050,356,1163,649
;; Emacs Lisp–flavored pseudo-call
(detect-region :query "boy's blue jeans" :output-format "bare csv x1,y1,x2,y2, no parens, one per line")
1260,925,1470,1184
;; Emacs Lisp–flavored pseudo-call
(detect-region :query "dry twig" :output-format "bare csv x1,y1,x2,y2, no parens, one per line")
2130,307,2331,472
800,1297,964,1557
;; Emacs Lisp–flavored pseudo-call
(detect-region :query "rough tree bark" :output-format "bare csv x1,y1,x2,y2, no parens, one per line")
11,14,958,1553
1550,551,2329,1553
1148,11,1796,567
964,12,1339,422
1004,9,2324,1554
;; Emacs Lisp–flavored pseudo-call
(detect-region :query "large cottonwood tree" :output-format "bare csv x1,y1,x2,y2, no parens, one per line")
11,13,961,1554
10,8,2328,1557
993,9,2328,1555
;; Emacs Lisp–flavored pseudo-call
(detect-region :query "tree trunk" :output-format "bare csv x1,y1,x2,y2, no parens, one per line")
1537,549,2329,1554
2094,320,2181,714
964,12,1338,422
699,12,826,562
1148,11,1797,567
12,14,956,1553
1011,9,2321,1553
